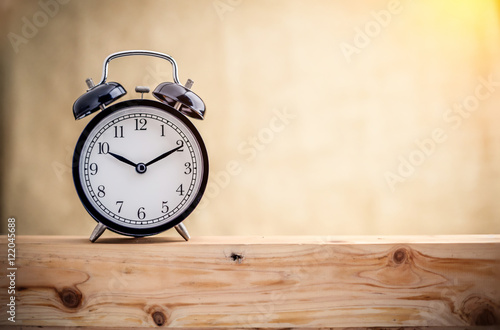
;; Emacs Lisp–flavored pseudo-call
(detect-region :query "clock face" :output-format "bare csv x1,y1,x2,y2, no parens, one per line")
73,100,208,237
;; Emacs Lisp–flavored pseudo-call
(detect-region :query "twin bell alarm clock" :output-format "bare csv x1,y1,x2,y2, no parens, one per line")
72,50,209,243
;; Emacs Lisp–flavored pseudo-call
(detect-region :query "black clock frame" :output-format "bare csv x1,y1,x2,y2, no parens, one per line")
72,99,209,238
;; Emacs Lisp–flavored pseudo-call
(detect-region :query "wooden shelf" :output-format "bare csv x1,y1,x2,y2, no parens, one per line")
1,235,499,328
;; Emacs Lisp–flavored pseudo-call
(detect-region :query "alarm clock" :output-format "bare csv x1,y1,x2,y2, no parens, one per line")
72,50,208,243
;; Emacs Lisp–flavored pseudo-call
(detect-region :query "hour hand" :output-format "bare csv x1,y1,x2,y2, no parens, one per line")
108,152,137,167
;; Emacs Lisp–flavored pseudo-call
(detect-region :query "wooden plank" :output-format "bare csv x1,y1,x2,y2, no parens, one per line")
0,235,499,328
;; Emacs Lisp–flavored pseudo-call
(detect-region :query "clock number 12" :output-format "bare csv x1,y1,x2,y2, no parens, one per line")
135,118,147,131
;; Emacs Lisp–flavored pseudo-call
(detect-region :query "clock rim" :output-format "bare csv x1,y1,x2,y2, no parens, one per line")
72,99,209,237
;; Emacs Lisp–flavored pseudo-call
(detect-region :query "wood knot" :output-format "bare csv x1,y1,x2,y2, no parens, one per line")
230,252,244,263
392,248,408,265
460,296,499,326
474,308,497,326
152,311,166,326
58,287,82,309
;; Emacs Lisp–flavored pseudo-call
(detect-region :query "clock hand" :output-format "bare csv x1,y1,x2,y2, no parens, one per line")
108,152,137,167
145,145,182,167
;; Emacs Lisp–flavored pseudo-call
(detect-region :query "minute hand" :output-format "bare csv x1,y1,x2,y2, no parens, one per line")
145,146,183,167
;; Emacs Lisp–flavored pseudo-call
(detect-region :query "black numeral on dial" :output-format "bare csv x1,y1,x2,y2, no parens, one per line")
176,184,184,196
89,163,98,175
97,185,106,198
137,207,146,220
176,140,184,152
161,201,169,213
114,126,124,138
184,162,192,174
98,142,109,154
135,118,147,131
116,201,123,213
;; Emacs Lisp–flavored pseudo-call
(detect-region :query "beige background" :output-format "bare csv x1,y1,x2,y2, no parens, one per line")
1,0,499,238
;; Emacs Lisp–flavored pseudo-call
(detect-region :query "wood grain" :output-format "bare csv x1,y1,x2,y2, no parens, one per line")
0,235,499,328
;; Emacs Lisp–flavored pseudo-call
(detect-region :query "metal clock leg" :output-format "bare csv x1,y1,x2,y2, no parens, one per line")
174,223,190,241
89,222,107,242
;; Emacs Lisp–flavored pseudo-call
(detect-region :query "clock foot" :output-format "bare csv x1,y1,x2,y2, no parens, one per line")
89,222,107,243
174,223,190,241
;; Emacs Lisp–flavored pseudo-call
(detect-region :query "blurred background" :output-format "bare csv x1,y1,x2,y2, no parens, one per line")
1,0,499,237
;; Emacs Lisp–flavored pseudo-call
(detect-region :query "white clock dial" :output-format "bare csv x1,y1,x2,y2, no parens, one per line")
76,104,206,230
